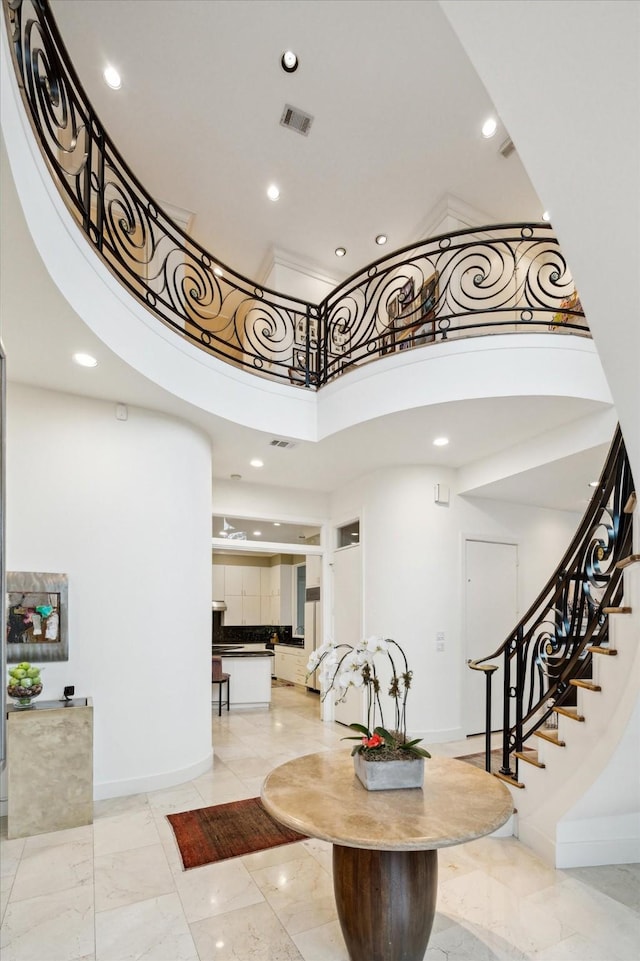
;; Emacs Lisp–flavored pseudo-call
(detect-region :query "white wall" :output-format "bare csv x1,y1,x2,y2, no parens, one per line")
330,465,580,741
213,479,329,527
4,385,213,799
440,0,640,491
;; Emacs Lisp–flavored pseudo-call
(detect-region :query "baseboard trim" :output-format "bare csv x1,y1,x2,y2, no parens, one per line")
556,836,640,868
93,750,213,801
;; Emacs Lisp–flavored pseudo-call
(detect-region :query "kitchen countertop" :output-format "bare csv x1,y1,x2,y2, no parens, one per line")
212,645,274,658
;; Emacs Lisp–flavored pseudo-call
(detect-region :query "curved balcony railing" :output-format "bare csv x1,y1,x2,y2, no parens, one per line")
469,425,634,779
3,0,589,390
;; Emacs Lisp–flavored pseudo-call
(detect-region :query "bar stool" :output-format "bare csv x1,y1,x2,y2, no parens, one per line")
212,656,230,716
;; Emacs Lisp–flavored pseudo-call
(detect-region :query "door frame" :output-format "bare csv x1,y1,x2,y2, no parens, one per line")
461,533,519,737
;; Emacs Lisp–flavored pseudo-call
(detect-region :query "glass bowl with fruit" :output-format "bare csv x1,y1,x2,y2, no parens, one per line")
7,662,43,708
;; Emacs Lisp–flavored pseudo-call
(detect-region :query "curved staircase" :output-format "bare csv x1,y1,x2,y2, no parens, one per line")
470,431,638,867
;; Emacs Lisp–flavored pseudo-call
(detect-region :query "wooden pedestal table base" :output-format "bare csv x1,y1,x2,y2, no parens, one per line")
333,845,437,961
261,751,513,961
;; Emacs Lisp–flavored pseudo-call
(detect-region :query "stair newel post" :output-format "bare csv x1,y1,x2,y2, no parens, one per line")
499,636,515,777
513,624,525,781
484,665,498,772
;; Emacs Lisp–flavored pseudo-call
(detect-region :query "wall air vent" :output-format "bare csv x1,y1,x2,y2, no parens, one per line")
280,104,314,136
500,137,516,158
269,439,296,449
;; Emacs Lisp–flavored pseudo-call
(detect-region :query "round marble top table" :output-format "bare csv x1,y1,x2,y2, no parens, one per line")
261,750,513,961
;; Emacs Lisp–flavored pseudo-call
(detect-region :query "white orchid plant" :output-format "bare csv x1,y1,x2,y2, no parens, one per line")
306,635,430,760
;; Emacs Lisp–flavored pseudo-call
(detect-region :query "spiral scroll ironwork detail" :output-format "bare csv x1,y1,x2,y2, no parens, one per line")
469,427,634,779
4,0,590,391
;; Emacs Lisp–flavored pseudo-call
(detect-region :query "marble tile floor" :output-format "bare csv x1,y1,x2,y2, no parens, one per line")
1,684,638,961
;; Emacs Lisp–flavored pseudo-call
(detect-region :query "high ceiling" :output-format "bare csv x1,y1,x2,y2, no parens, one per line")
48,0,544,283
0,0,612,513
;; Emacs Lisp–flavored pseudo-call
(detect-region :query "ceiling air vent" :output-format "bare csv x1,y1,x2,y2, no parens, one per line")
269,439,296,449
280,104,314,136
500,137,516,158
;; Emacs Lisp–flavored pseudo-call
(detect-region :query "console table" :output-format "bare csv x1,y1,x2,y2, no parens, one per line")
262,751,513,961
6,698,93,839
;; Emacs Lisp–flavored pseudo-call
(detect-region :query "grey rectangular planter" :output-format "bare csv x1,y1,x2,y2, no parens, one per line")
354,753,425,791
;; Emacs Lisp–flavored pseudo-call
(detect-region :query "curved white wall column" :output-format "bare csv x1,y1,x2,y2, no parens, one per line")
5,385,213,799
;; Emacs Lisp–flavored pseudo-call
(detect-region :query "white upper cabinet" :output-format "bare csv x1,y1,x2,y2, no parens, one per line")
212,563,225,600
225,565,261,597
214,560,294,626
306,554,322,588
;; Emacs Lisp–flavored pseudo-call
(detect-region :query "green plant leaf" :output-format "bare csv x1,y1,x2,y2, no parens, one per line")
341,735,365,742
404,745,431,758
350,745,362,756
374,726,394,742
348,723,371,736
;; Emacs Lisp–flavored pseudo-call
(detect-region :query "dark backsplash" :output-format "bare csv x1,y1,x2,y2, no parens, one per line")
221,625,293,645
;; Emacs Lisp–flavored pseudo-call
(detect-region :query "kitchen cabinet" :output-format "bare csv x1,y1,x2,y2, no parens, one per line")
215,560,293,626
306,554,322,588
222,564,262,625
225,565,261,597
273,646,307,685
212,563,225,600
225,593,261,626
259,563,293,626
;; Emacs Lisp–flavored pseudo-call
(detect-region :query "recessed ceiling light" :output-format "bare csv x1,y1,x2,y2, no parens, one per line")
433,437,449,447
250,458,264,468
273,522,281,526
588,480,599,487
103,65,121,90
218,530,227,537
281,50,298,73
214,266,223,277
253,530,262,536
375,234,388,245
73,352,98,367
542,210,551,222
335,247,346,257
481,117,498,138
267,184,280,201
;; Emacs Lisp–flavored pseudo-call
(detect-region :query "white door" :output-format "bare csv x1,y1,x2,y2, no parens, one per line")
464,539,518,736
332,545,363,726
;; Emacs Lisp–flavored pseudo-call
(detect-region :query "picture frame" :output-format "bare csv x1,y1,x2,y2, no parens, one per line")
329,319,350,358
294,315,318,346
414,271,440,345
380,330,395,355
6,571,69,663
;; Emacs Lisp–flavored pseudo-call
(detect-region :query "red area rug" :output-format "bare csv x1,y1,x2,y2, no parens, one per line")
167,796,308,870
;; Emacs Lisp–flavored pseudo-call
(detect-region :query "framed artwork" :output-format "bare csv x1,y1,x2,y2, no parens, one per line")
295,315,318,346
397,278,415,315
380,330,395,355
414,271,439,345
6,571,69,663
549,289,582,329
329,319,350,357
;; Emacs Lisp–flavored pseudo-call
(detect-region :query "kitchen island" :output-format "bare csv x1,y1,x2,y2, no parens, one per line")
212,644,274,710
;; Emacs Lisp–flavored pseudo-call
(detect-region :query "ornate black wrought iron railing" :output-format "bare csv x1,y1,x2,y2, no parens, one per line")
3,0,590,390
469,426,634,780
